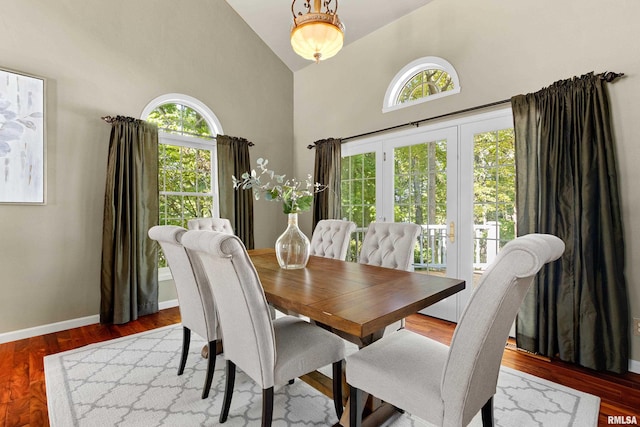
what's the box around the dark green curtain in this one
[512,72,628,373]
[311,138,342,228]
[216,134,255,249]
[100,116,159,324]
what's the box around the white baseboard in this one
[629,358,640,374]
[0,299,180,344]
[0,314,100,344]
[158,299,179,310]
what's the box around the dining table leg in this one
[338,393,398,427]
[201,342,223,359]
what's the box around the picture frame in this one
[0,67,46,204]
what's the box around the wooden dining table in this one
[248,248,466,426]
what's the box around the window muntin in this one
[397,69,455,104]
[340,151,377,261]
[158,137,214,228]
[341,152,377,228]
[472,128,516,272]
[142,94,222,272]
[383,56,460,113]
[147,103,212,139]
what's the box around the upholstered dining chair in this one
[359,221,422,271]
[148,225,219,399]
[181,230,346,427]
[309,219,357,260]
[187,217,234,234]
[346,233,565,427]
[359,221,422,333]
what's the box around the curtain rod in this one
[101,115,145,124]
[341,99,511,143]
[306,98,511,148]
[101,117,255,146]
[310,71,625,147]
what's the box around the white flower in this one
[233,158,326,214]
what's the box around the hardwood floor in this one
[0,308,182,427]
[1,307,638,426]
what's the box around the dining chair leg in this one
[178,327,191,375]
[262,387,274,427]
[201,340,217,399]
[349,385,363,427]
[481,396,494,427]
[219,360,236,423]
[332,361,344,419]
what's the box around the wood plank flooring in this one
[0,307,638,426]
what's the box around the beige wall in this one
[2,0,638,367]
[293,0,640,364]
[0,0,292,333]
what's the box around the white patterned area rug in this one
[44,324,599,426]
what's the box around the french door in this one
[341,109,515,322]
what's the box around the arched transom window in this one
[383,56,461,113]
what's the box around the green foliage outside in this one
[341,128,516,265]
[147,103,216,267]
[473,129,516,245]
[398,69,454,104]
[158,144,213,227]
[147,103,211,138]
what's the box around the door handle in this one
[449,221,455,243]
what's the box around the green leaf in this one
[296,195,313,212]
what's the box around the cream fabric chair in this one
[346,234,565,427]
[148,225,219,399]
[188,216,281,322]
[309,219,356,260]
[359,222,422,333]
[187,217,234,234]
[188,216,280,320]
[181,230,346,426]
[359,222,422,271]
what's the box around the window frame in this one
[383,56,461,113]
[141,94,223,281]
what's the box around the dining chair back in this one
[358,221,422,333]
[309,219,356,260]
[346,233,565,427]
[187,217,234,234]
[359,222,422,271]
[181,230,346,426]
[147,225,219,399]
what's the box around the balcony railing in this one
[347,221,503,272]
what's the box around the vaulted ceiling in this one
[225,0,433,72]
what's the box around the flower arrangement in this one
[232,158,326,214]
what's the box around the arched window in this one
[142,94,223,272]
[383,56,460,113]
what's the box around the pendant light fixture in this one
[290,0,345,63]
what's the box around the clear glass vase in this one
[275,213,310,269]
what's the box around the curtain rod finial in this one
[602,71,624,82]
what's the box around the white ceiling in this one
[225,0,433,72]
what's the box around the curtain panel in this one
[216,134,255,249]
[100,116,159,324]
[512,72,629,373]
[312,138,342,228]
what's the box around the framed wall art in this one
[0,67,46,204]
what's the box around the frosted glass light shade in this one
[291,21,344,62]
